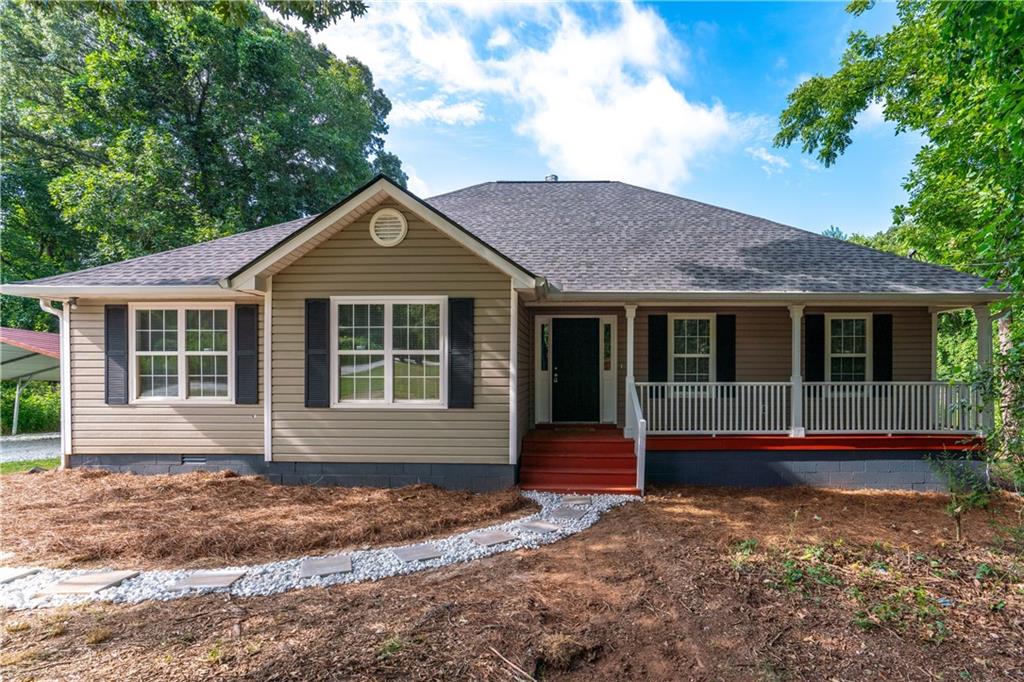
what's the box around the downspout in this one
[39,299,71,469]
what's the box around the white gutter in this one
[38,299,71,470]
[531,290,1009,306]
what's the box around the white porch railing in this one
[627,379,647,493]
[634,380,981,436]
[636,382,791,435]
[803,382,982,434]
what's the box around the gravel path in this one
[0,433,60,463]
[0,491,639,611]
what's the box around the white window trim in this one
[329,295,448,409]
[824,312,873,382]
[128,302,235,404]
[668,313,716,382]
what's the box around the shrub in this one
[0,381,61,435]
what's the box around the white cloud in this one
[800,158,824,172]
[745,146,789,175]
[487,26,512,49]
[859,99,886,128]
[391,97,485,126]
[282,2,748,188]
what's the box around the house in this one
[2,176,1006,493]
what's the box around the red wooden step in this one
[524,484,642,495]
[519,467,636,488]
[520,452,635,470]
[521,439,634,455]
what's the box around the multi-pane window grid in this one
[135,308,230,400]
[336,302,442,403]
[830,318,867,381]
[337,304,386,401]
[136,310,178,398]
[672,318,711,382]
[392,303,441,401]
[186,310,229,397]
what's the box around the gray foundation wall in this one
[647,451,982,492]
[68,455,516,492]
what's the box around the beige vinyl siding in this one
[517,297,532,444]
[636,306,932,382]
[271,202,512,463]
[69,300,264,455]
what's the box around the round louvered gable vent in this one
[369,208,408,247]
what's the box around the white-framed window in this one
[669,314,715,382]
[129,303,234,402]
[330,296,447,408]
[826,313,872,382]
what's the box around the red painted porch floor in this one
[519,428,982,494]
[519,425,640,495]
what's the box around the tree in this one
[775,1,1023,310]
[774,0,1023,480]
[1,0,403,329]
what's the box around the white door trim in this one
[534,314,616,424]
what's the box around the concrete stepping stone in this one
[0,567,40,584]
[561,495,592,507]
[39,570,139,595]
[169,571,246,591]
[470,530,517,547]
[299,554,352,578]
[550,506,588,521]
[517,520,561,534]
[393,544,442,562]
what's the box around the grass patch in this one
[0,457,59,475]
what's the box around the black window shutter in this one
[448,298,474,408]
[104,304,129,405]
[235,304,259,404]
[805,314,825,382]
[873,313,893,381]
[647,314,668,381]
[304,299,330,408]
[715,314,736,382]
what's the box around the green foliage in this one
[1,0,403,328]
[775,0,1023,324]
[929,454,992,542]
[0,381,61,435]
[0,457,60,475]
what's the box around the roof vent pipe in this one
[544,174,558,182]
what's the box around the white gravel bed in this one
[0,434,61,463]
[0,491,639,611]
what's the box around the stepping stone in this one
[517,520,561,534]
[39,570,139,595]
[561,495,592,507]
[392,544,442,562]
[550,506,588,521]
[299,554,352,578]
[168,571,246,591]
[470,530,517,547]
[0,567,40,584]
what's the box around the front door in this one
[552,317,600,422]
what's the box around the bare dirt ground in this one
[2,486,1022,680]
[0,470,535,569]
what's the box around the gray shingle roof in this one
[13,180,995,295]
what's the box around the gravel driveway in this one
[0,433,60,462]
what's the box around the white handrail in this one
[635,382,791,435]
[628,379,647,494]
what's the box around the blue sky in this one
[294,1,921,236]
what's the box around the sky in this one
[287,1,922,236]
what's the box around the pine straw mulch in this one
[0,469,536,570]
[2,486,1022,681]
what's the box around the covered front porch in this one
[520,300,995,493]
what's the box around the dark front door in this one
[552,317,600,422]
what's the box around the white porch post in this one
[624,304,637,437]
[788,304,805,437]
[974,304,994,432]
[12,377,24,436]
[263,277,273,462]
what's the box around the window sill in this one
[129,398,235,405]
[329,402,448,410]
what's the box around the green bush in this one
[0,381,60,435]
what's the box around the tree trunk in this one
[998,313,1017,455]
